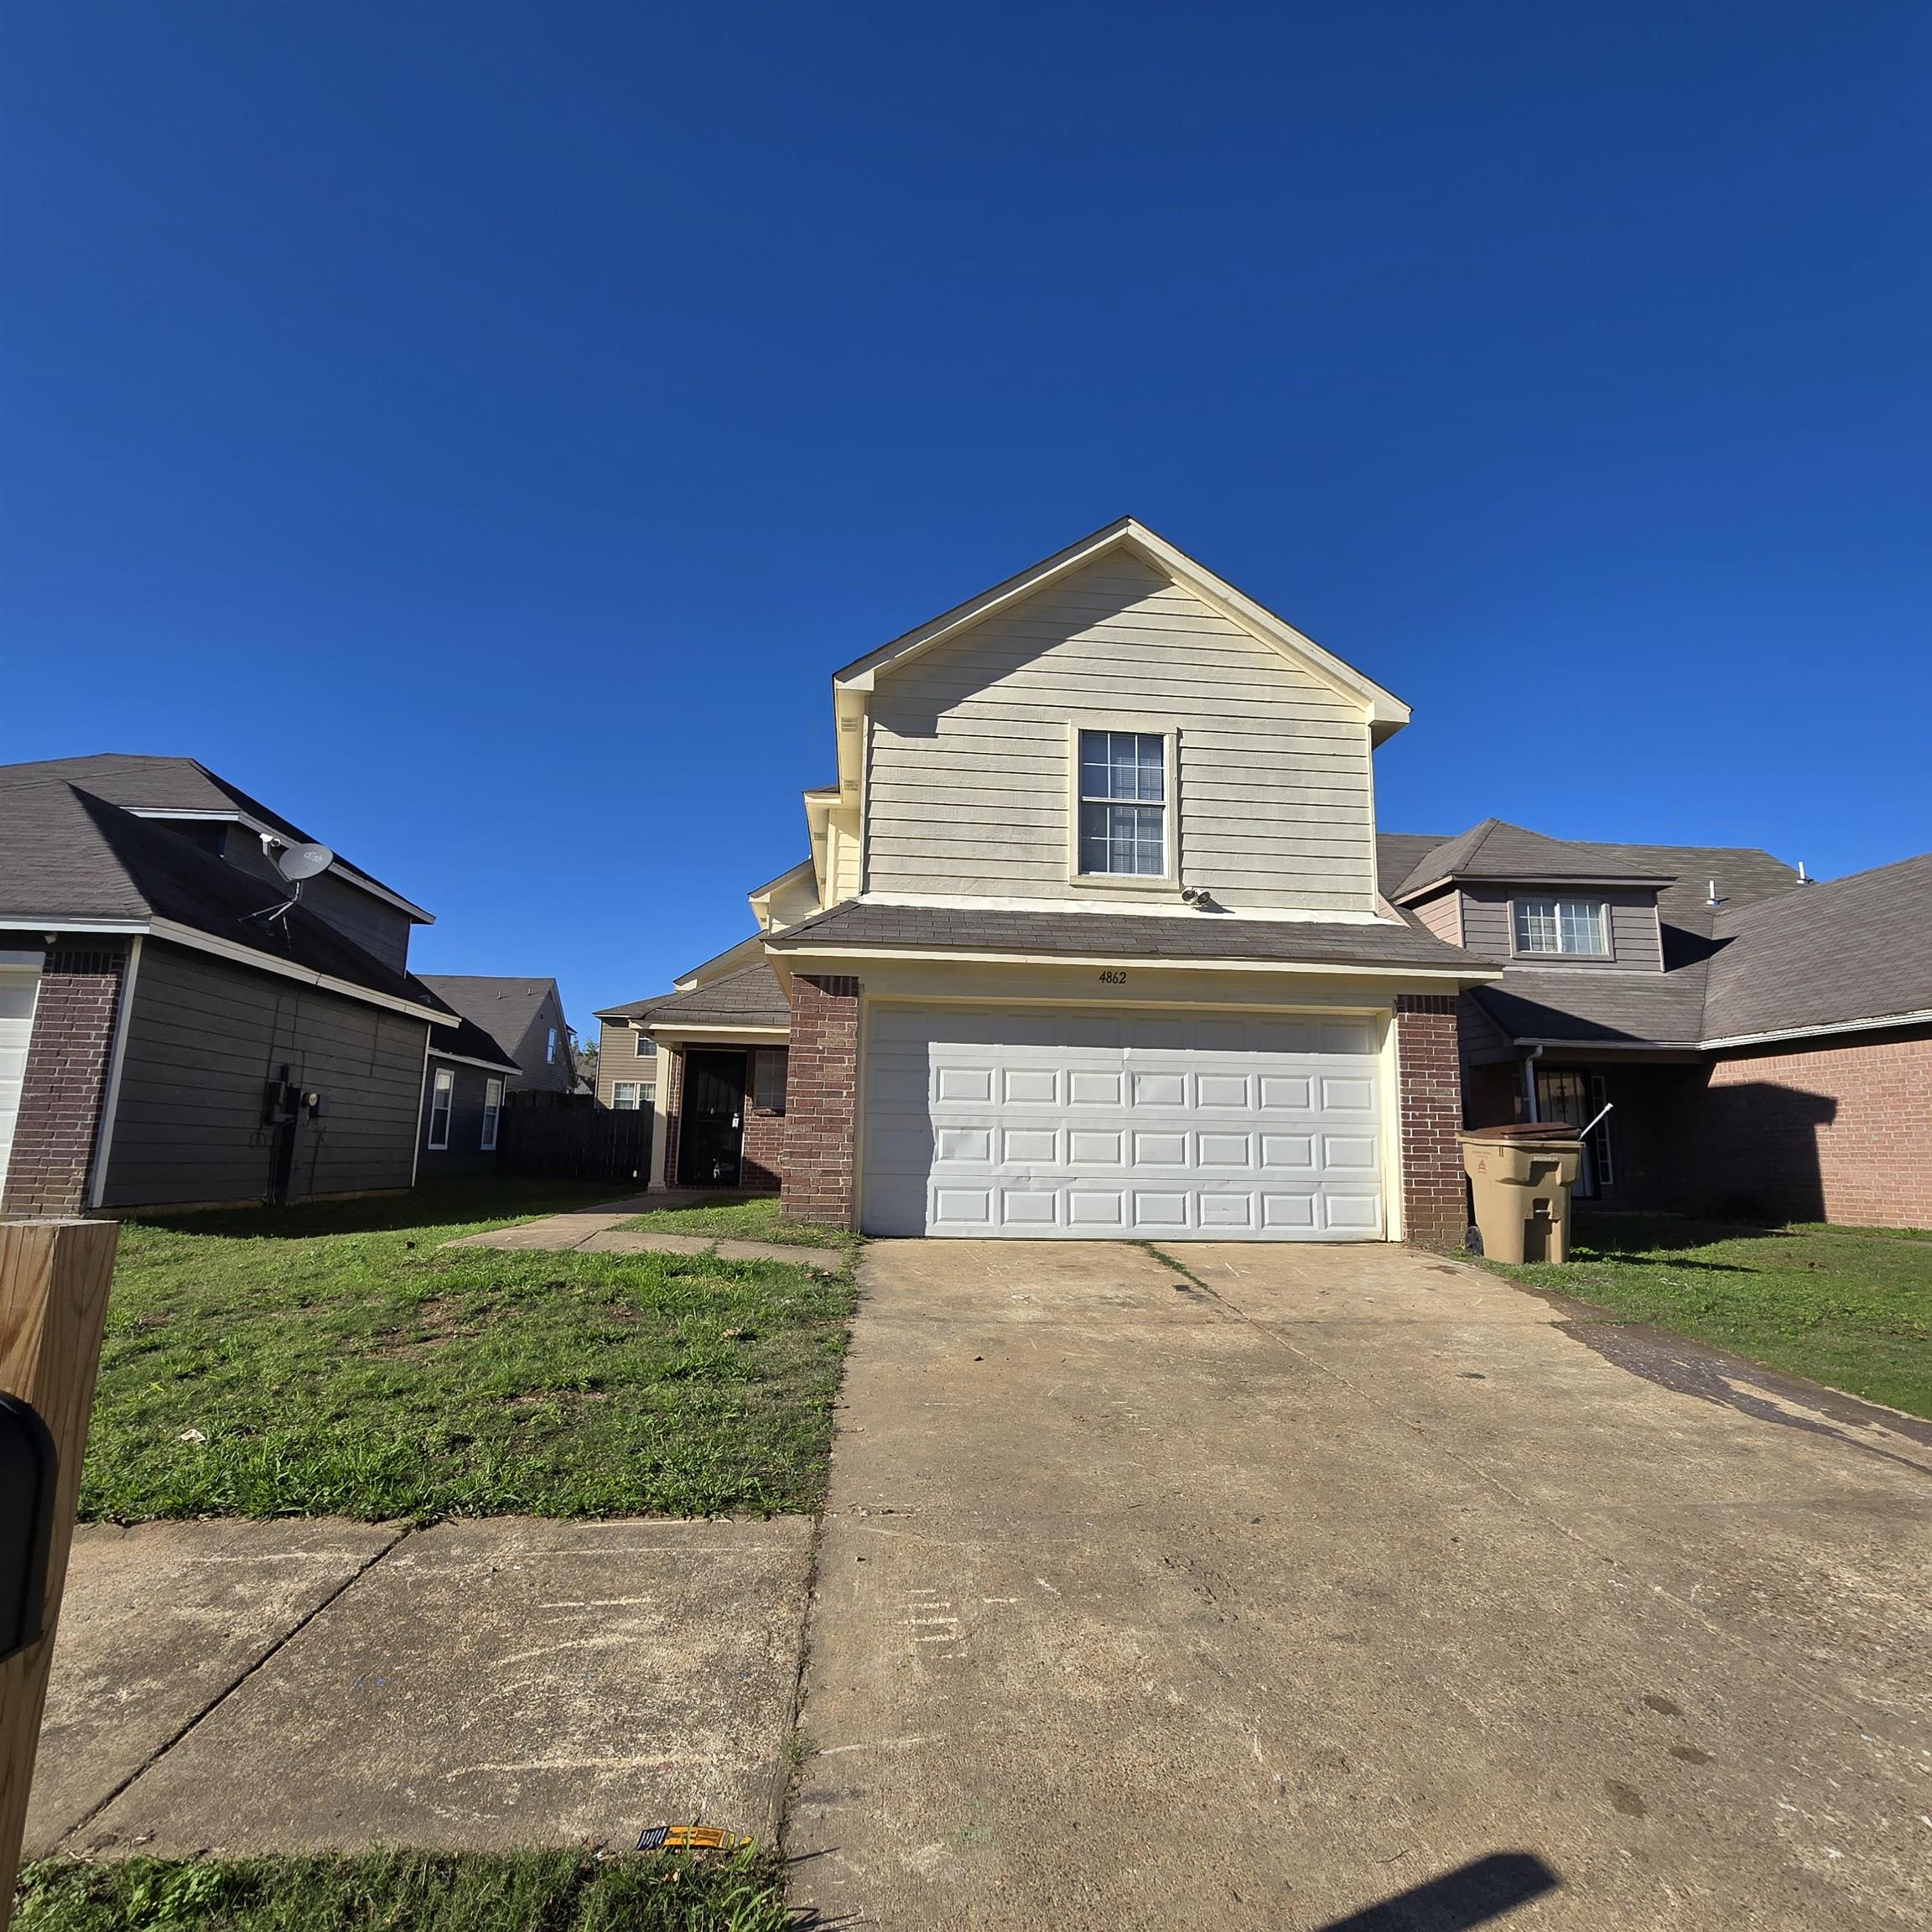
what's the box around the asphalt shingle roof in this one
[765,900,1477,970]
[419,976,564,1062]
[1701,854,1932,1041]
[1390,820,1675,900]
[0,754,426,916]
[601,962,793,1029]
[0,779,452,1015]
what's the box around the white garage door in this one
[863,1005,1386,1239]
[0,966,41,1200]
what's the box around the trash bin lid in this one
[1460,1123,1583,1142]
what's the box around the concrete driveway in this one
[790,1240,1932,1931]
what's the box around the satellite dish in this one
[273,841,334,883]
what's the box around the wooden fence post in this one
[0,1220,117,1922]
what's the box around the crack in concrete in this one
[53,1524,412,1852]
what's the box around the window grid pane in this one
[1078,731,1166,875]
[1514,901,1559,953]
[1559,901,1607,953]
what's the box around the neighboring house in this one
[418,976,577,1092]
[613,519,1493,1243]
[1383,823,1932,1229]
[418,1015,521,1177]
[0,754,474,1215]
[595,960,792,1188]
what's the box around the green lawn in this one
[621,1192,860,1253]
[85,1178,854,1521]
[1480,1214,1932,1420]
[13,1848,789,1932]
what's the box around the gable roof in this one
[418,976,564,1061]
[0,755,431,922]
[1391,820,1675,901]
[432,1014,522,1073]
[0,779,455,1023]
[832,517,1412,742]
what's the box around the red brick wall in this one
[1689,1031,1932,1229]
[2,943,128,1219]
[780,975,860,1228]
[1395,994,1467,1251]
[740,1047,787,1193]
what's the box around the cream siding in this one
[597,1017,659,1108]
[1457,886,1665,970]
[863,554,1377,914]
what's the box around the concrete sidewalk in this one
[29,1515,812,1860]
[443,1198,842,1270]
[790,1239,1932,1931]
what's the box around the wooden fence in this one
[497,1093,651,1187]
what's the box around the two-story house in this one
[1384,821,1932,1228]
[0,754,512,1213]
[626,520,1494,1243]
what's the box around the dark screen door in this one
[678,1051,747,1187]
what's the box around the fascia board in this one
[145,917,459,1024]
[766,941,1496,985]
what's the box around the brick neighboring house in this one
[1384,823,1931,1230]
[0,754,482,1215]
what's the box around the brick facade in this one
[1,943,129,1220]
[780,974,860,1228]
[1686,1030,1932,1229]
[740,1048,787,1193]
[1394,994,1467,1251]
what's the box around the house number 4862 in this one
[1098,970,1128,984]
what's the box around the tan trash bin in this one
[1460,1124,1585,1264]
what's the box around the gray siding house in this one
[418,976,577,1093]
[0,755,483,1215]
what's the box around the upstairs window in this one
[428,1067,454,1150]
[1078,730,1166,877]
[480,1078,503,1151]
[634,1029,657,1060]
[1514,898,1610,957]
[546,1026,558,1064]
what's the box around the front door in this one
[678,1050,747,1187]
[1536,1067,1613,1197]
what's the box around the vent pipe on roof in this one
[1705,879,1721,908]
[1797,860,1810,884]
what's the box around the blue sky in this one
[3,3,1926,1035]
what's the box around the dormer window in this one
[1076,730,1168,878]
[1514,897,1610,957]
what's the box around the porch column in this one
[1395,993,1466,1252]
[781,974,860,1228]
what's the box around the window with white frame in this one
[428,1067,454,1149]
[546,1026,558,1064]
[612,1081,645,1110]
[1514,897,1610,957]
[634,1028,657,1060]
[480,1078,503,1150]
[1077,730,1167,877]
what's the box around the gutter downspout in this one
[1521,1044,1544,1123]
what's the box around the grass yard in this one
[13,1848,790,1932]
[621,1192,860,1252]
[85,1178,854,1522]
[1482,1213,1932,1420]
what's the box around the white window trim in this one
[546,1026,558,1065]
[480,1077,503,1150]
[634,1026,657,1060]
[1065,719,1178,891]
[428,1067,454,1150]
[612,1081,642,1110]
[1512,896,1613,959]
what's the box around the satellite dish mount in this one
[252,835,335,928]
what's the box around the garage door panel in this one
[865,1005,1385,1241]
